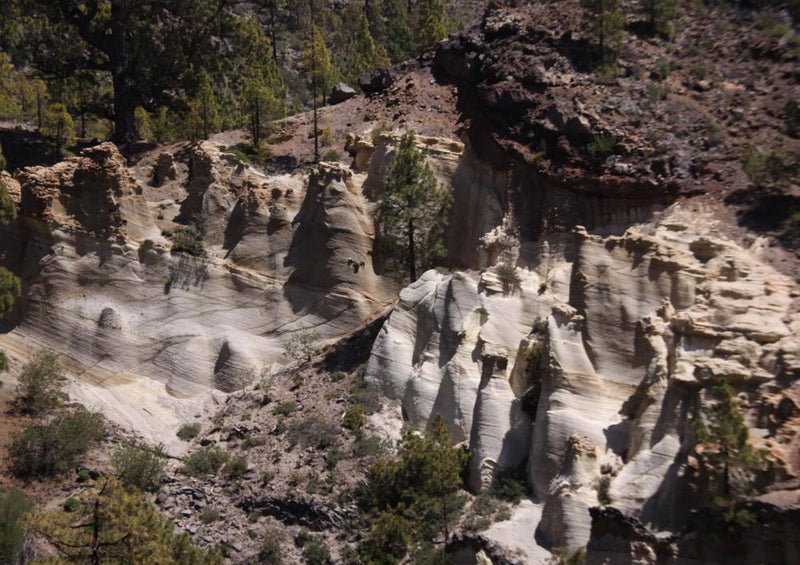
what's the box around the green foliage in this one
[0,487,33,565]
[343,404,366,432]
[743,146,796,185]
[112,441,167,493]
[694,381,767,504]
[303,535,332,565]
[350,372,383,415]
[282,330,321,363]
[0,176,13,226]
[340,9,390,84]
[379,131,453,281]
[547,548,586,565]
[181,446,230,478]
[588,133,617,157]
[63,497,81,512]
[25,477,223,564]
[14,349,63,415]
[187,69,221,141]
[43,102,74,156]
[495,262,522,296]
[260,526,285,563]
[417,0,448,49]
[490,468,528,503]
[581,0,626,57]
[322,149,341,162]
[641,0,679,34]
[9,409,105,478]
[177,422,202,441]
[200,506,221,524]
[0,266,21,316]
[288,416,338,450]
[170,224,205,256]
[0,351,8,372]
[273,400,298,416]
[360,414,468,563]
[380,0,416,62]
[225,454,248,480]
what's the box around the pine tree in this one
[341,10,390,83]
[0,267,20,317]
[0,51,20,119]
[188,69,221,141]
[694,382,767,509]
[43,102,74,158]
[379,131,452,281]
[25,477,223,564]
[304,24,332,163]
[642,0,678,34]
[416,0,448,50]
[382,0,416,63]
[581,0,626,57]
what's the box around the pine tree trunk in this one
[110,2,139,145]
[408,218,416,281]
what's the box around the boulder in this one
[358,68,397,94]
[329,82,357,104]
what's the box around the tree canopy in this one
[379,131,452,281]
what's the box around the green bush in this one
[350,373,382,415]
[181,446,230,477]
[491,468,528,504]
[282,330,321,364]
[260,526,285,563]
[343,404,366,431]
[587,133,617,157]
[63,497,81,512]
[360,415,468,562]
[495,262,521,296]
[785,99,800,138]
[14,349,64,415]
[225,454,248,480]
[200,506,221,524]
[272,400,297,416]
[0,487,33,564]
[0,351,8,373]
[9,410,105,478]
[288,416,338,450]
[0,182,16,226]
[112,441,167,493]
[170,224,204,256]
[177,422,201,441]
[322,149,341,162]
[303,535,332,565]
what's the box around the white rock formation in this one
[366,198,800,560]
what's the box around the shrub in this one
[260,526,285,563]
[9,410,105,478]
[495,262,521,295]
[320,127,334,147]
[0,487,33,564]
[200,506,221,524]
[587,133,617,157]
[282,330,321,364]
[273,400,298,416]
[63,498,81,512]
[170,224,204,256]
[288,416,338,450]
[491,468,528,503]
[0,182,16,226]
[322,149,341,162]
[548,548,586,565]
[331,371,347,382]
[303,535,332,565]
[14,349,63,415]
[260,471,275,485]
[360,415,468,561]
[350,373,382,415]
[112,441,167,493]
[343,404,366,431]
[177,422,201,441]
[181,447,230,477]
[225,455,248,480]
[0,351,8,373]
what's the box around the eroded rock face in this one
[1,142,395,444]
[366,203,800,558]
